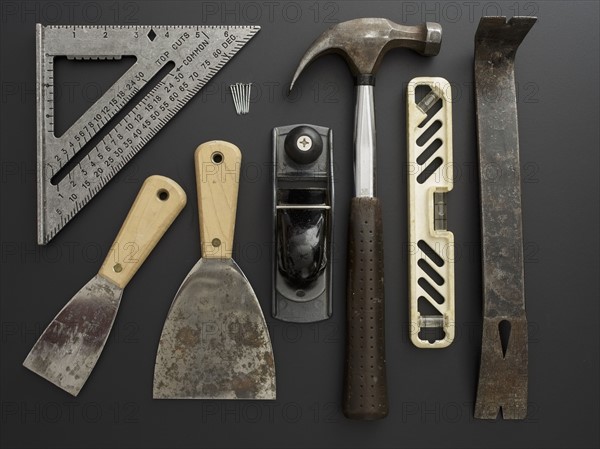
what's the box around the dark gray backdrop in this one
[1,1,598,448]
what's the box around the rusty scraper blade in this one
[24,176,187,395]
[473,16,536,420]
[153,141,276,400]
[23,275,122,396]
[153,259,276,399]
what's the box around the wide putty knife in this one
[24,176,187,396]
[153,141,276,400]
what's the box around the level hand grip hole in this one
[416,138,443,166]
[418,277,445,305]
[417,258,444,285]
[417,157,443,184]
[416,120,442,147]
[417,240,445,267]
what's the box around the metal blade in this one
[153,259,276,400]
[23,275,122,396]
[473,16,535,420]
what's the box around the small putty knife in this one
[24,176,187,396]
[153,141,276,400]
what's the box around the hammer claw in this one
[290,18,442,89]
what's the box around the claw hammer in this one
[290,18,442,420]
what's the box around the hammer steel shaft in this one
[290,18,442,420]
[355,85,376,196]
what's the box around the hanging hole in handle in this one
[418,327,446,344]
[157,189,170,201]
[212,238,221,248]
[211,152,224,164]
[113,263,123,273]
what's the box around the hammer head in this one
[290,18,442,89]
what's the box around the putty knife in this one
[24,176,187,396]
[153,141,276,400]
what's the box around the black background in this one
[1,1,599,448]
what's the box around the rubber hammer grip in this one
[343,197,388,420]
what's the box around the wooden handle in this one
[195,141,241,259]
[98,175,187,288]
[343,197,388,420]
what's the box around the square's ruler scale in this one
[37,24,260,244]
